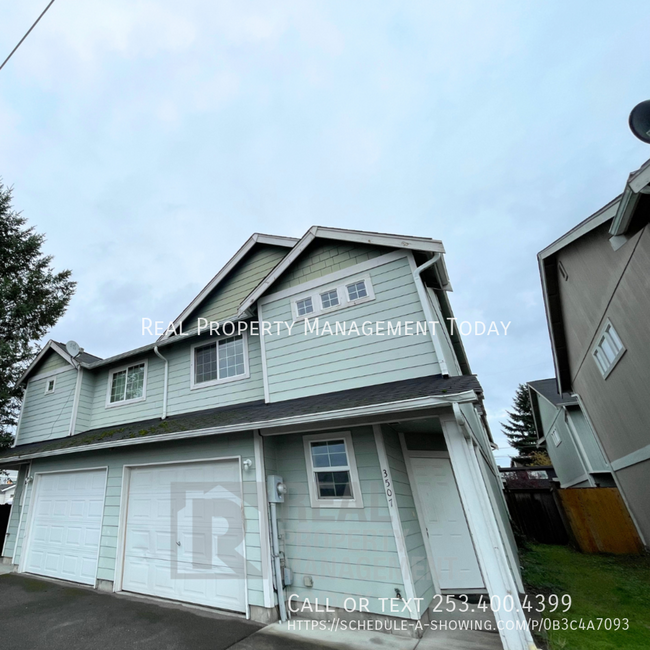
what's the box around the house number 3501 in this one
[383,468,393,506]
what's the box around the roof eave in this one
[158,233,297,342]
[237,226,447,317]
[0,389,479,465]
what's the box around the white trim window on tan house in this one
[0,227,536,650]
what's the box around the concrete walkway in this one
[230,613,504,650]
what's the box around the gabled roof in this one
[528,378,577,408]
[537,158,650,393]
[158,233,297,341]
[527,378,578,442]
[17,340,103,386]
[237,226,446,317]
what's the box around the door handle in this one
[176,541,181,546]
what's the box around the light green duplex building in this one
[0,227,535,649]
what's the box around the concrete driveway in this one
[0,573,325,650]
[0,572,504,650]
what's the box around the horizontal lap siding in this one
[17,434,264,608]
[264,256,439,402]
[269,426,406,616]
[185,245,289,325]
[382,426,434,607]
[18,369,77,445]
[166,332,265,415]
[75,371,96,433]
[86,355,164,430]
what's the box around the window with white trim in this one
[295,297,314,317]
[303,432,364,508]
[320,289,339,309]
[346,280,368,301]
[593,321,625,378]
[44,378,56,394]
[550,428,561,447]
[108,362,146,405]
[291,276,374,321]
[192,334,248,387]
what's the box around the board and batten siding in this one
[266,426,408,616]
[262,255,440,402]
[380,425,434,608]
[12,433,266,608]
[16,369,78,445]
[184,244,289,326]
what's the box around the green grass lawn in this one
[521,544,650,650]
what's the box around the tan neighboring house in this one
[538,158,650,547]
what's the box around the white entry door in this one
[121,460,246,613]
[411,456,484,590]
[23,469,106,585]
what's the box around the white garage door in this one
[23,469,106,585]
[121,460,246,613]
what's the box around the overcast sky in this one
[2,1,649,463]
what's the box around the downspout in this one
[413,254,449,376]
[69,357,83,436]
[153,346,169,420]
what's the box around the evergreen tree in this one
[0,182,76,448]
[502,384,538,465]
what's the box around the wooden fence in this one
[504,488,569,545]
[557,487,644,554]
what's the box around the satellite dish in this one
[629,100,650,143]
[65,340,81,358]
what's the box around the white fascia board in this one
[237,226,446,317]
[312,226,445,254]
[0,390,479,464]
[538,197,621,260]
[236,229,318,317]
[17,340,75,386]
[628,158,650,193]
[158,233,296,342]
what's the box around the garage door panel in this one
[23,469,107,586]
[122,460,246,612]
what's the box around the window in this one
[593,320,625,378]
[346,280,368,301]
[290,276,374,321]
[550,428,561,447]
[107,362,146,406]
[44,378,56,394]
[191,334,248,388]
[296,297,314,317]
[320,289,339,310]
[303,432,363,508]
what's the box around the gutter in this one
[412,254,449,376]
[153,346,169,420]
[0,390,479,465]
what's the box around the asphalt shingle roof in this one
[0,374,481,463]
[528,378,577,407]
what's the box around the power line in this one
[0,0,57,73]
